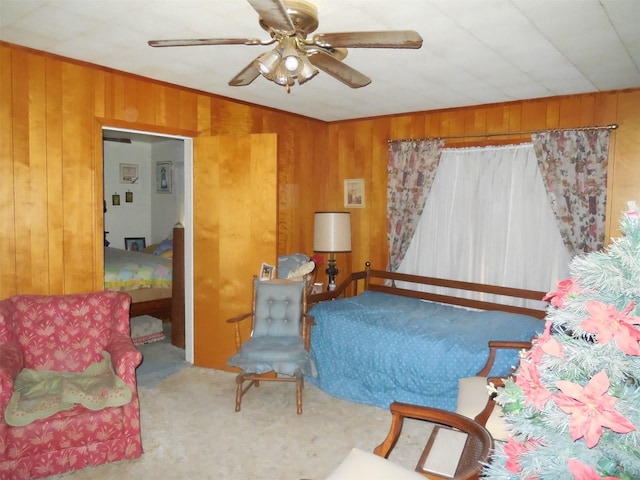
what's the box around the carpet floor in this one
[55,366,433,479]
[135,331,189,389]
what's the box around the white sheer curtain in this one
[397,143,571,305]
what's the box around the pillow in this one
[153,238,173,256]
[286,260,315,280]
[277,253,310,279]
[142,243,158,254]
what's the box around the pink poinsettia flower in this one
[554,370,636,448]
[544,279,581,308]
[581,301,640,356]
[504,437,538,474]
[515,359,552,410]
[529,321,564,360]
[567,458,618,479]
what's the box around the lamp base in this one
[325,257,338,291]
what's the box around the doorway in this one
[102,127,194,364]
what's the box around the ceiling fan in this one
[148,0,423,92]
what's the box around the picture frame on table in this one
[125,237,146,252]
[156,161,172,193]
[260,263,275,281]
[344,178,365,208]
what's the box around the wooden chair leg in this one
[296,373,303,415]
[235,375,243,412]
[236,373,305,414]
[235,375,262,412]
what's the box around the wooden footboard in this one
[170,225,185,348]
[308,262,548,319]
[129,297,172,320]
[128,224,185,348]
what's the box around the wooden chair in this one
[374,403,493,480]
[227,277,316,414]
[456,340,532,442]
[326,341,532,479]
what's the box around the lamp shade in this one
[313,212,352,252]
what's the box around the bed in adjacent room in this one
[104,225,185,348]
[306,264,547,411]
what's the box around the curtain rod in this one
[387,123,618,143]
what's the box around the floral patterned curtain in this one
[531,129,610,256]
[387,139,444,271]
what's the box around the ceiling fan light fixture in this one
[274,64,295,86]
[283,55,300,72]
[256,49,282,75]
[280,37,303,74]
[297,55,318,84]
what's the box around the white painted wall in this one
[151,140,185,240]
[104,138,184,249]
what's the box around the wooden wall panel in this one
[13,51,49,293]
[45,57,65,293]
[0,45,16,297]
[608,90,640,238]
[61,62,98,292]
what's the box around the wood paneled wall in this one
[2,39,639,321]
[0,41,325,300]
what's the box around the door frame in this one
[100,125,195,363]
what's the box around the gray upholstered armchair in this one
[227,278,316,414]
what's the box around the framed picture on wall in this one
[344,178,365,208]
[119,163,138,184]
[156,161,173,193]
[125,237,146,252]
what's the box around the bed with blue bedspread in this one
[306,267,546,411]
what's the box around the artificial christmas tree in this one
[483,202,640,480]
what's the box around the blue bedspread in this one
[307,291,543,411]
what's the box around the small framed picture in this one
[124,237,146,252]
[156,161,173,193]
[344,178,365,208]
[260,263,275,281]
[119,163,138,184]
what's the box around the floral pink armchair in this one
[0,291,143,479]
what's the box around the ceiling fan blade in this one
[313,31,423,49]
[247,0,295,32]
[228,60,262,87]
[149,38,268,47]
[308,51,371,88]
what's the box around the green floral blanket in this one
[5,351,132,427]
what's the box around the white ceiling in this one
[2,0,639,122]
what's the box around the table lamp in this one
[313,212,352,291]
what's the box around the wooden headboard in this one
[307,262,548,319]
